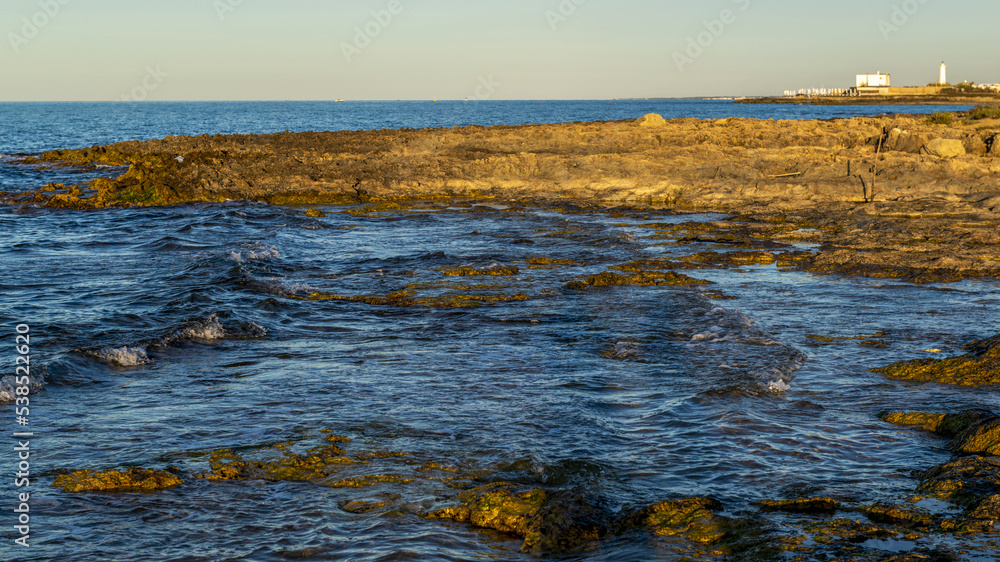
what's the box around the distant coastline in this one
[737,94,1000,106]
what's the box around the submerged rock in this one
[917,456,1000,509]
[879,410,995,437]
[859,503,936,529]
[758,497,840,514]
[53,468,183,493]
[873,335,1000,386]
[619,497,730,544]
[565,270,711,290]
[950,417,1000,457]
[426,483,611,555]
[437,265,520,277]
[428,487,740,555]
[677,251,778,267]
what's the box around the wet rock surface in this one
[874,334,1000,386]
[52,468,184,493]
[6,114,1000,213]
[6,115,1000,288]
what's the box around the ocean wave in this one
[0,367,46,402]
[82,314,267,368]
[242,271,314,297]
[689,297,806,394]
[607,341,641,360]
[228,242,281,263]
[90,346,152,367]
[166,314,268,343]
[171,314,227,342]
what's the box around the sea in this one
[1,100,997,561]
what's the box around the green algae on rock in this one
[859,503,937,530]
[524,256,586,268]
[677,251,779,267]
[426,483,615,556]
[565,270,712,290]
[52,468,183,493]
[917,456,1000,510]
[872,334,1000,386]
[758,497,841,514]
[427,486,744,556]
[293,290,529,308]
[437,265,520,277]
[950,417,1000,457]
[425,482,551,539]
[200,433,374,482]
[619,497,730,544]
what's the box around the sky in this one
[0,0,997,102]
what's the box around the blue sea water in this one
[0,100,997,561]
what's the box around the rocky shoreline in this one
[6,112,1000,211]
[5,112,1000,285]
[14,113,1000,558]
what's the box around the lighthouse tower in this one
[939,62,947,86]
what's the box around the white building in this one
[857,73,891,88]
[939,62,947,85]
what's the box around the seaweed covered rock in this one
[758,497,840,514]
[677,251,778,267]
[879,409,996,438]
[426,483,548,537]
[618,497,730,545]
[565,270,711,290]
[872,335,1000,386]
[437,265,520,277]
[859,503,937,530]
[521,489,612,555]
[428,487,738,554]
[426,483,611,555]
[917,456,1000,508]
[201,435,370,482]
[950,417,1000,457]
[53,468,183,493]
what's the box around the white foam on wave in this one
[0,370,45,403]
[169,314,267,341]
[244,271,314,297]
[173,314,227,341]
[765,379,792,393]
[238,321,268,338]
[228,243,281,263]
[691,296,807,394]
[609,341,641,359]
[92,346,151,367]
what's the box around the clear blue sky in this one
[1,0,996,101]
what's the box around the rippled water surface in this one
[1,101,997,561]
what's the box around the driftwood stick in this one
[871,134,884,203]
